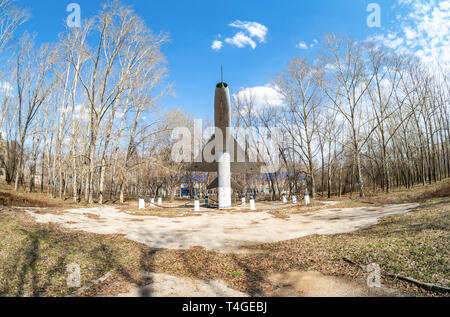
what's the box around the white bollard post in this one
[292,195,297,204]
[242,197,246,205]
[249,196,256,210]
[194,198,200,212]
[157,196,162,206]
[150,198,155,207]
[304,194,310,205]
[282,194,287,203]
[139,197,145,209]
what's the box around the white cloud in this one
[225,32,257,49]
[403,26,418,39]
[296,39,319,49]
[212,20,268,50]
[297,41,308,49]
[324,62,338,72]
[73,104,89,121]
[211,40,223,51]
[369,0,450,67]
[440,1,450,10]
[229,20,268,43]
[378,35,405,49]
[115,109,125,120]
[233,85,284,110]
[0,81,13,95]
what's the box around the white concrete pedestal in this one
[218,152,232,209]
[292,195,297,204]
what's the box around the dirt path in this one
[25,203,419,252]
[113,270,403,297]
[266,271,404,297]
[116,272,248,297]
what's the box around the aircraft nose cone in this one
[216,82,228,88]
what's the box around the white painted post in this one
[150,198,155,207]
[292,195,297,204]
[139,197,145,209]
[194,198,200,212]
[249,196,256,210]
[242,197,246,205]
[304,193,310,205]
[282,194,287,203]
[157,196,162,206]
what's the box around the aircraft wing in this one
[188,133,263,174]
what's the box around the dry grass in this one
[0,181,190,211]
[0,190,55,208]
[0,183,97,210]
[344,196,449,287]
[368,180,450,204]
[0,207,134,296]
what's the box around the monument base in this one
[218,187,232,209]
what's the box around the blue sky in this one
[13,0,449,121]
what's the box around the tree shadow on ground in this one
[0,208,157,297]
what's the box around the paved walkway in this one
[26,203,418,252]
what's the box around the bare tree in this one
[320,34,376,198]
[0,0,29,54]
[14,35,56,191]
[67,1,168,203]
[273,58,322,198]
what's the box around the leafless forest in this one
[1,0,449,203]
